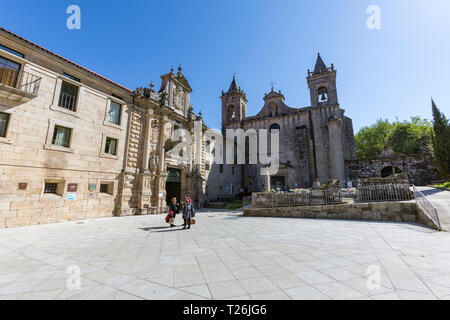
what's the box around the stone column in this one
[153,115,168,212]
[157,116,168,172]
[137,109,154,214]
[327,117,346,187]
[141,111,152,173]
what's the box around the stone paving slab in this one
[1,209,450,300]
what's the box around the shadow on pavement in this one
[139,226,185,233]
[420,188,446,197]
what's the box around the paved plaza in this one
[1,209,450,300]
[418,187,450,232]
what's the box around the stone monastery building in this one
[0,27,355,227]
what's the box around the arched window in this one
[269,123,280,133]
[268,123,280,157]
[318,87,328,102]
[228,105,235,120]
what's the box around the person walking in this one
[168,197,179,228]
[182,195,195,229]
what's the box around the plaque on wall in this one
[67,183,78,192]
[18,183,27,190]
[88,184,97,192]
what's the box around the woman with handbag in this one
[168,197,179,228]
[182,195,195,229]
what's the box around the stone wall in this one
[252,190,342,208]
[0,35,130,227]
[243,201,438,229]
[345,155,440,186]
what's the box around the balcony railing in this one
[58,92,77,111]
[0,63,41,96]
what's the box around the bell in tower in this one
[307,53,337,108]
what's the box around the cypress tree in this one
[431,99,450,179]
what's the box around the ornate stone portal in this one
[117,66,208,215]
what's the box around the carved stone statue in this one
[149,152,158,172]
[173,85,184,110]
[159,91,168,106]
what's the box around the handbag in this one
[165,213,170,223]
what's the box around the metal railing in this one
[412,185,441,230]
[342,191,358,199]
[252,189,342,208]
[0,63,41,95]
[58,91,77,111]
[355,184,413,202]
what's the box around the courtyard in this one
[1,209,450,300]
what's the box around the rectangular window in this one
[111,93,123,100]
[100,184,109,193]
[63,73,80,82]
[0,112,10,138]
[44,183,58,194]
[219,164,223,173]
[108,101,121,125]
[0,56,20,87]
[58,81,78,111]
[0,45,24,58]
[52,125,72,148]
[232,166,235,176]
[105,137,118,155]
[100,182,113,195]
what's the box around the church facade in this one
[219,54,356,191]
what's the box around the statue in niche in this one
[149,152,158,172]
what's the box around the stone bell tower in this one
[307,53,338,108]
[221,75,247,134]
[307,53,346,187]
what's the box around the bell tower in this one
[307,53,338,108]
[221,75,247,134]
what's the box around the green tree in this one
[355,117,432,159]
[386,117,432,155]
[431,100,450,179]
[355,119,391,159]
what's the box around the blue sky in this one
[1,0,449,132]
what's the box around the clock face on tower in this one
[173,85,185,111]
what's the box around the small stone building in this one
[218,54,356,191]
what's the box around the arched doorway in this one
[380,166,402,178]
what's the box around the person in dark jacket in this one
[182,195,195,229]
[169,197,179,228]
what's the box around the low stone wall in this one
[252,190,342,208]
[243,201,438,228]
[345,155,440,186]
